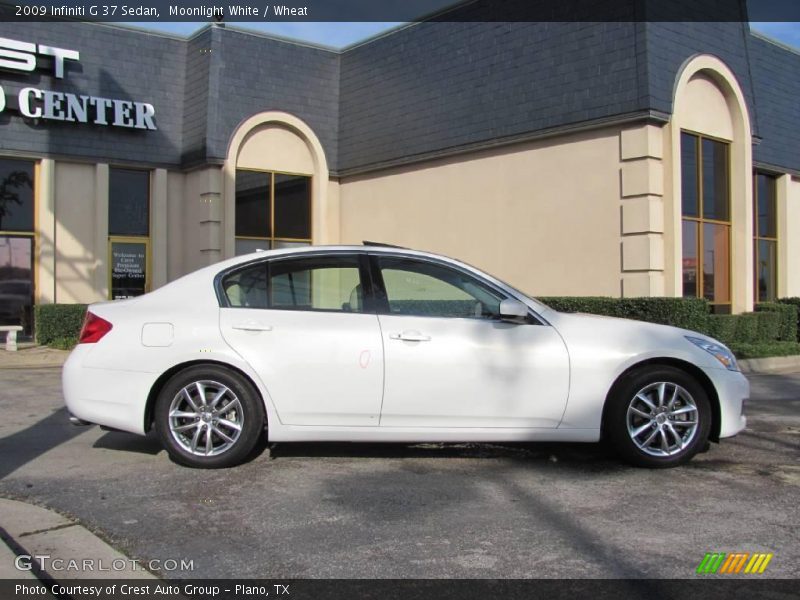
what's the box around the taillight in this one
[78,312,113,344]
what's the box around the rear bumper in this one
[62,345,156,435]
[702,366,749,439]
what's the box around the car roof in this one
[215,244,455,271]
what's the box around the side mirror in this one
[499,299,529,323]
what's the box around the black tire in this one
[605,366,711,468]
[154,365,265,468]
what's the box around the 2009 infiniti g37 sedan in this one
[63,244,748,469]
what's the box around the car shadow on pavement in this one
[269,440,624,470]
[0,407,89,480]
[92,430,163,455]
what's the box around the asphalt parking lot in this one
[0,367,798,579]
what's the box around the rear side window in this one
[269,256,364,313]
[222,264,268,308]
[221,256,365,313]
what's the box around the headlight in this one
[686,336,739,371]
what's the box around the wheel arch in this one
[144,360,267,433]
[601,357,721,443]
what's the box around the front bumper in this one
[702,366,749,438]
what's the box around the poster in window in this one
[111,241,147,300]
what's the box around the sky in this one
[122,21,800,51]
[751,22,800,48]
[124,22,404,48]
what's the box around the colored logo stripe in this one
[744,553,773,574]
[697,553,726,574]
[697,552,773,574]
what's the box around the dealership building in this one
[1,13,799,333]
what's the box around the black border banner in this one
[2,579,799,600]
[1,0,800,23]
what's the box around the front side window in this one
[754,172,778,302]
[680,132,731,314]
[235,170,311,255]
[109,168,150,300]
[0,158,35,333]
[377,257,504,319]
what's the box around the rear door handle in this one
[389,331,431,342]
[232,322,273,332]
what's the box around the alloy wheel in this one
[626,381,699,457]
[168,380,244,457]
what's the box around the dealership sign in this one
[0,36,157,130]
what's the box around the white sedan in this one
[63,244,748,468]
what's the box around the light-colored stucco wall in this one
[166,171,185,282]
[53,162,100,304]
[37,160,186,304]
[237,125,315,174]
[338,128,623,298]
[182,166,223,274]
[26,86,798,310]
[782,175,800,297]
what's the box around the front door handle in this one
[232,322,273,332]
[389,331,431,342]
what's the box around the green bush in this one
[756,302,798,342]
[729,342,800,359]
[34,304,87,347]
[777,298,800,342]
[48,337,78,351]
[538,297,710,331]
[753,311,782,342]
[702,314,737,345]
[695,311,784,346]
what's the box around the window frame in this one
[217,251,376,315]
[234,167,313,253]
[215,250,546,325]
[753,171,778,303]
[0,157,38,335]
[680,130,732,313]
[108,166,151,300]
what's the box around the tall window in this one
[0,158,35,334]
[681,132,731,314]
[235,170,311,255]
[753,172,778,302]
[108,168,150,300]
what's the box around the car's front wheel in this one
[154,365,265,468]
[605,366,711,468]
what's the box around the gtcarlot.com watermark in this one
[15,554,195,573]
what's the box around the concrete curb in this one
[0,498,157,580]
[739,355,800,374]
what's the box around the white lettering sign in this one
[0,36,157,130]
[0,37,79,78]
[13,87,157,130]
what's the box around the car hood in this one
[544,310,728,371]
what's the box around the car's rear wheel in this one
[606,366,711,468]
[155,365,265,468]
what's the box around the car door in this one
[372,254,570,428]
[219,253,384,426]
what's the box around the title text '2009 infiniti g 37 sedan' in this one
[63,244,748,468]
